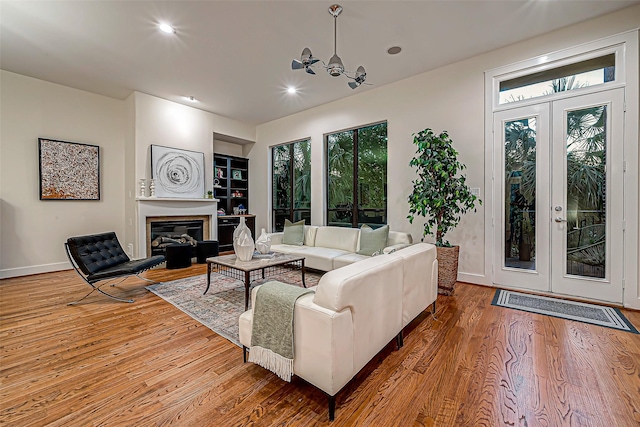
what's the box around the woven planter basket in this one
[436,245,459,296]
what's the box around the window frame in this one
[270,138,311,232]
[490,42,626,112]
[324,121,388,228]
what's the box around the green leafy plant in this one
[408,129,481,247]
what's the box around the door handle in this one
[554,217,567,223]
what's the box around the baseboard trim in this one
[0,262,70,279]
[457,272,490,286]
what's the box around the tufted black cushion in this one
[86,255,166,283]
[67,232,131,275]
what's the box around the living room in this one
[2,2,640,425]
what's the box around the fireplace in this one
[136,198,218,258]
[145,215,211,258]
[148,219,204,256]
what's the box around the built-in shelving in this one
[214,153,249,215]
[214,153,253,252]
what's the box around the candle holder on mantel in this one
[139,179,147,197]
[149,179,156,198]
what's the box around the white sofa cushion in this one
[332,253,370,269]
[387,231,413,246]
[314,226,360,252]
[303,226,319,246]
[298,247,351,272]
[270,243,310,255]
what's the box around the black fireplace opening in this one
[150,220,204,256]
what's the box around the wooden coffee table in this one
[205,253,306,310]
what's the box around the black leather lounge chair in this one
[65,232,165,304]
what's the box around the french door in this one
[493,88,625,303]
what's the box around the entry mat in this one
[492,289,638,334]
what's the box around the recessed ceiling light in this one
[287,87,297,94]
[387,46,402,55]
[159,23,176,34]
[185,96,197,102]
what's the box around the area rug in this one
[492,289,638,333]
[146,270,322,346]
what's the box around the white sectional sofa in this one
[268,225,413,271]
[239,242,438,420]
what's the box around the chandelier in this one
[291,4,368,89]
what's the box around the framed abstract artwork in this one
[38,138,100,200]
[151,145,205,198]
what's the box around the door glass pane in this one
[504,117,537,270]
[565,105,606,278]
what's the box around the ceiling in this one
[1,1,637,125]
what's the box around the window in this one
[272,139,311,231]
[499,53,616,104]
[326,122,387,228]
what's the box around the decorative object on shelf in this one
[232,170,243,180]
[149,178,156,198]
[207,191,214,199]
[238,204,246,214]
[233,207,240,215]
[233,216,254,261]
[232,190,243,198]
[407,128,481,295]
[215,167,224,178]
[291,4,370,90]
[39,138,100,200]
[255,228,272,254]
[217,208,226,216]
[215,153,251,251]
[151,144,205,199]
[139,179,147,197]
[213,178,220,187]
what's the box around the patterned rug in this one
[492,289,638,333]
[146,270,322,346]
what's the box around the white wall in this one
[128,92,255,256]
[0,71,126,278]
[0,79,256,276]
[253,6,640,297]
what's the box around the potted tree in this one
[408,128,481,295]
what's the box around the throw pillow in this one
[282,219,305,245]
[357,224,389,256]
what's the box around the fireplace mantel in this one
[136,198,218,258]
[136,197,219,202]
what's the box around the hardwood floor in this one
[1,266,639,426]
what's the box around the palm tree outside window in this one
[326,122,387,228]
[272,139,311,231]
